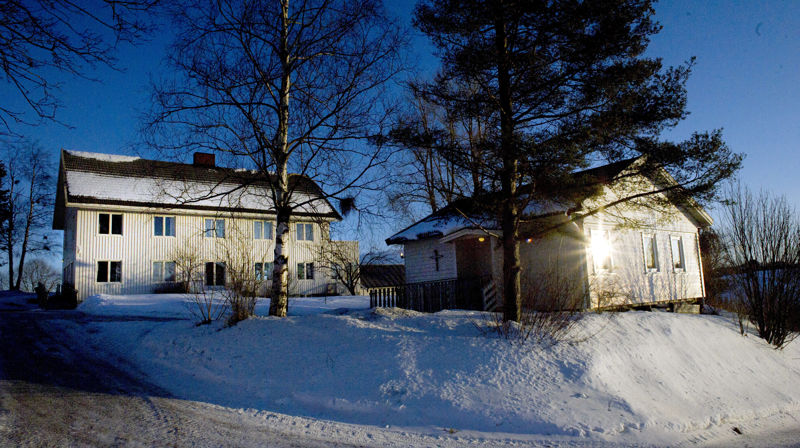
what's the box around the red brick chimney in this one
[193,152,215,167]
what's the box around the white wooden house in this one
[52,150,358,301]
[386,158,711,310]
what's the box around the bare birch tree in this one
[0,141,55,290]
[144,0,405,317]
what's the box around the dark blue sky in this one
[12,0,800,247]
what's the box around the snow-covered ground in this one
[43,293,800,445]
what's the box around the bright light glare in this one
[592,232,611,265]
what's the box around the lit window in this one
[591,229,613,273]
[254,221,273,239]
[99,213,123,235]
[154,216,176,236]
[296,223,314,241]
[204,218,225,238]
[642,234,658,271]
[671,236,685,271]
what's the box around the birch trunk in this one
[268,0,292,317]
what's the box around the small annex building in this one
[386,158,711,311]
[53,150,358,301]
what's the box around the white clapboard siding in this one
[67,207,357,300]
[403,239,457,283]
[583,208,704,308]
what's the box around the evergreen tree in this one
[409,0,742,322]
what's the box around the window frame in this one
[205,261,227,286]
[154,216,176,237]
[204,218,225,238]
[296,262,314,280]
[98,213,123,235]
[97,260,122,283]
[152,260,177,283]
[255,261,274,281]
[254,220,274,240]
[641,233,659,272]
[296,223,314,241]
[670,235,686,272]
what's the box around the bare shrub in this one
[483,267,587,346]
[216,217,266,325]
[20,258,59,292]
[189,285,228,325]
[722,183,800,348]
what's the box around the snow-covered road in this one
[0,307,361,447]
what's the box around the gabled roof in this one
[53,150,341,230]
[386,158,712,245]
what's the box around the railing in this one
[369,276,492,312]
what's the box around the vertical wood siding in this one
[403,239,457,283]
[68,208,357,300]
[583,210,704,308]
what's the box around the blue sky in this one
[8,0,800,249]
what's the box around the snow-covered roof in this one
[386,157,713,245]
[385,198,567,245]
[53,150,340,229]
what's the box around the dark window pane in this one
[110,261,122,282]
[297,263,304,280]
[205,262,214,286]
[99,214,109,234]
[153,261,163,282]
[254,221,263,239]
[204,219,213,237]
[154,217,163,236]
[265,262,273,280]
[306,224,313,241]
[265,222,273,239]
[255,262,263,281]
[215,262,226,286]
[165,217,175,236]
[296,223,304,240]
[111,214,123,235]
[97,261,108,282]
[216,219,225,238]
[307,262,314,280]
[165,262,176,282]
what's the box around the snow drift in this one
[69,294,800,445]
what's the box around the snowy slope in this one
[68,294,800,446]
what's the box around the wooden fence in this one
[369,276,491,312]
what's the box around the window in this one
[153,261,177,282]
[296,223,314,241]
[98,213,123,235]
[97,261,122,282]
[297,262,314,280]
[154,216,176,237]
[254,221,273,240]
[642,234,658,271]
[671,236,685,271]
[204,218,225,238]
[205,262,226,286]
[255,262,274,281]
[591,229,613,273]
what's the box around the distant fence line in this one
[369,276,493,312]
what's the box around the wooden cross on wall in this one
[431,249,444,271]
